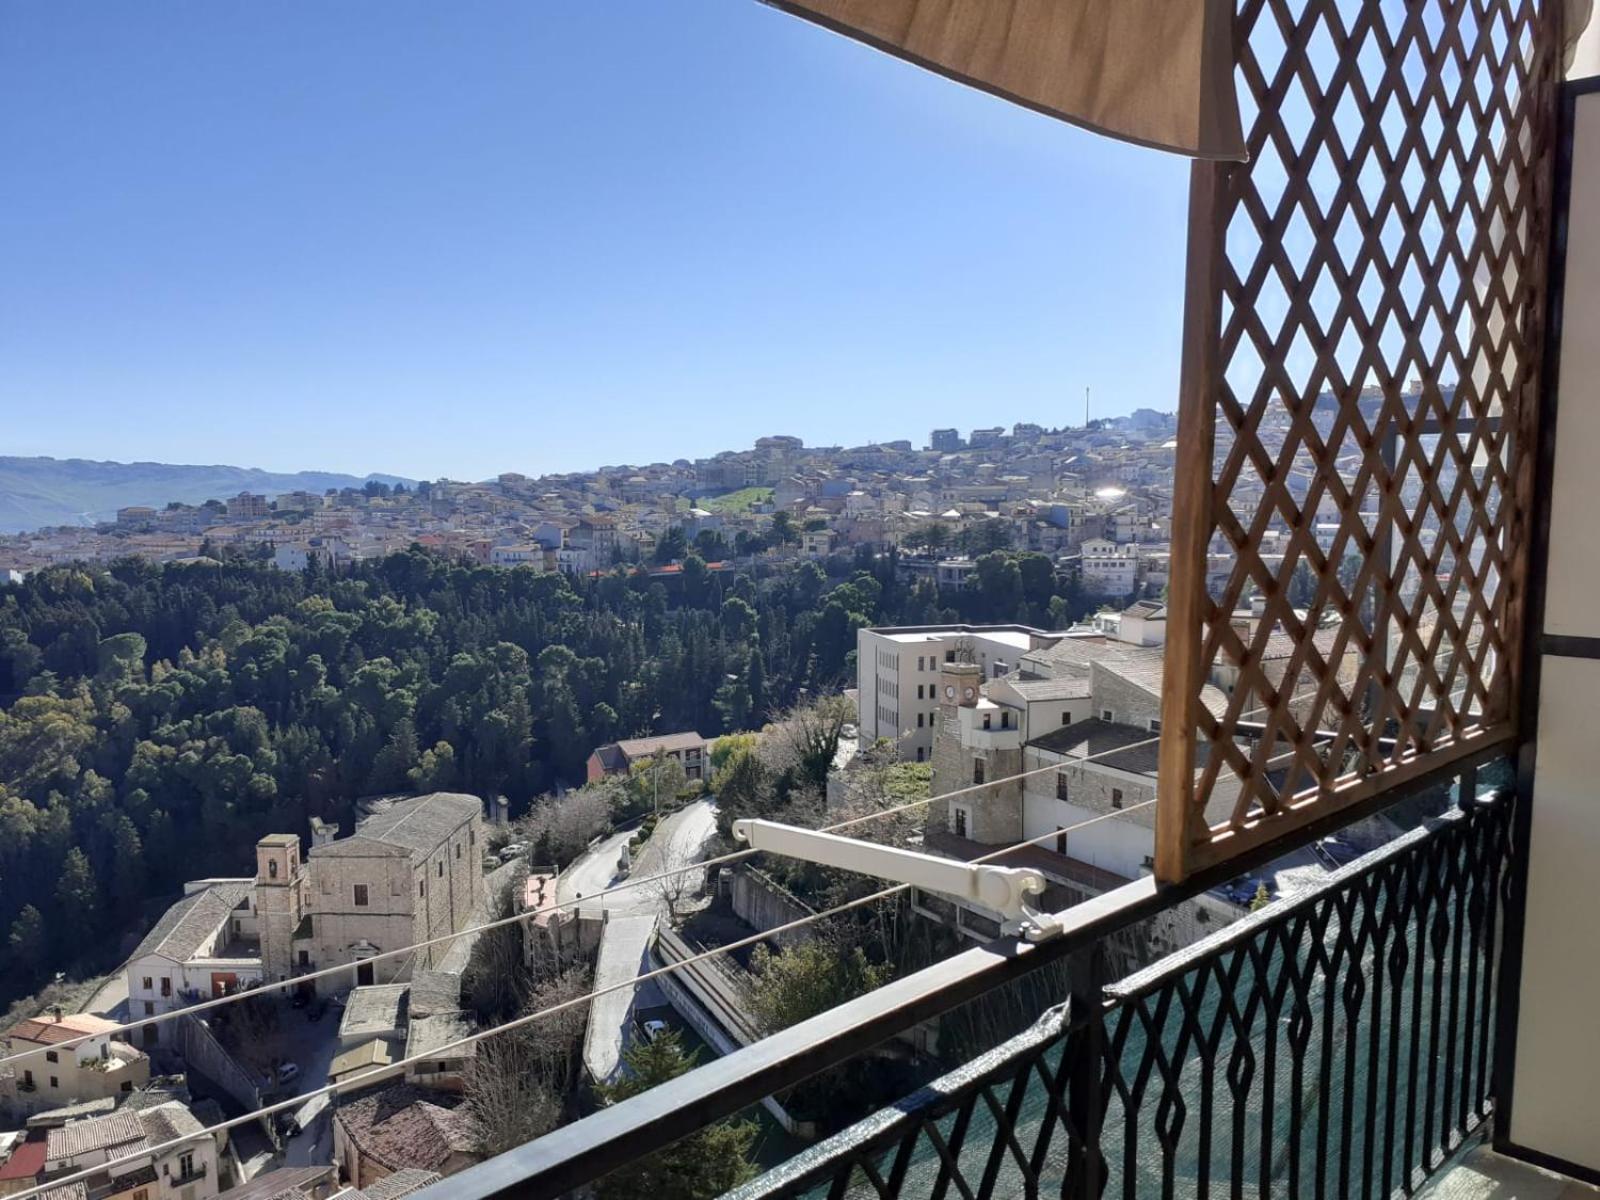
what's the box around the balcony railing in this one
[426,749,1512,1200]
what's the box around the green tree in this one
[712,745,775,840]
[653,526,689,564]
[595,1031,755,1199]
[108,813,146,907]
[748,939,890,1034]
[56,848,100,918]
[368,717,421,793]
[9,904,44,971]
[407,740,459,792]
[624,753,688,818]
[769,510,796,546]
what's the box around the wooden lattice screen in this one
[1156,0,1561,880]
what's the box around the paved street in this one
[558,798,718,919]
[569,798,719,1080]
[557,828,636,912]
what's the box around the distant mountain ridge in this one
[0,456,416,533]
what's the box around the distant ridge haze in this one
[0,456,416,533]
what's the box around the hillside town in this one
[0,417,1191,598]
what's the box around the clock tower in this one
[939,661,982,708]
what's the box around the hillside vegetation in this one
[0,455,413,532]
[0,543,1093,1006]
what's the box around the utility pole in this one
[1084,386,1091,429]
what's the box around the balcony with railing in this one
[416,0,1600,1196]
[430,758,1529,1200]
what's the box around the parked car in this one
[498,842,529,863]
[276,1062,301,1085]
[642,1019,669,1042]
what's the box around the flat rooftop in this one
[876,629,1038,651]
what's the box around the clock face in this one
[963,687,975,700]
[944,685,955,699]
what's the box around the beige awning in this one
[761,0,1247,160]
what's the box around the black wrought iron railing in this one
[427,752,1514,1200]
[731,789,1510,1199]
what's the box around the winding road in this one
[558,798,718,919]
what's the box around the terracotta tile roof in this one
[613,731,706,758]
[46,1110,146,1162]
[1027,717,1158,770]
[8,1014,120,1046]
[215,1165,335,1200]
[137,1100,204,1145]
[334,1083,477,1175]
[130,882,251,964]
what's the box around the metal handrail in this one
[420,742,1508,1200]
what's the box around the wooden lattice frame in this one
[1157,0,1560,880]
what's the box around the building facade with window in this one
[0,1013,150,1115]
[123,794,485,1026]
[43,1101,218,1200]
[855,624,1061,762]
[926,625,1239,886]
[123,882,262,1048]
[257,793,486,995]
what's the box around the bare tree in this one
[466,1028,562,1157]
[649,834,700,921]
[760,694,855,790]
[463,864,530,1021]
[524,965,592,1091]
[465,966,592,1156]
[515,786,612,867]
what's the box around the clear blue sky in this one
[0,2,1191,482]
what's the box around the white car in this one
[642,1019,669,1042]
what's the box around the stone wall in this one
[176,1014,263,1116]
[730,866,816,949]
[929,702,1023,844]
[1088,662,1162,729]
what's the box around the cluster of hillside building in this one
[0,793,500,1200]
[1,418,1192,599]
[5,398,1463,612]
[849,604,1373,958]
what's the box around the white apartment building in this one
[1078,538,1141,595]
[125,881,262,1048]
[488,544,547,569]
[855,624,1061,762]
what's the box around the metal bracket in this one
[733,819,1065,941]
